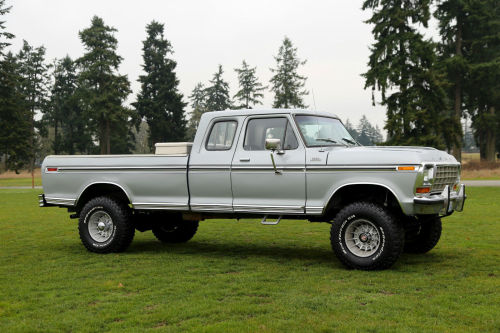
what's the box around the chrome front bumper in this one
[413,184,466,215]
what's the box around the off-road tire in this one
[152,219,199,243]
[404,216,442,254]
[78,196,135,253]
[331,202,405,270]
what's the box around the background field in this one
[0,188,499,332]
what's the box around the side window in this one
[244,117,299,151]
[206,121,237,151]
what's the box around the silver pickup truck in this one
[40,109,466,270]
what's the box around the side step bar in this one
[261,215,282,225]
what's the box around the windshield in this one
[295,115,357,147]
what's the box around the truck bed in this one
[41,154,189,210]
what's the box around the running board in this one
[261,215,282,225]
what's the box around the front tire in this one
[331,202,404,270]
[152,219,199,243]
[404,216,442,254]
[78,196,135,253]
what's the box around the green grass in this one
[0,188,499,332]
[0,177,42,187]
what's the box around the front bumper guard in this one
[413,184,466,215]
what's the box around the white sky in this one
[4,0,424,132]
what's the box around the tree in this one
[186,82,207,140]
[357,115,383,145]
[134,21,186,150]
[44,56,93,154]
[465,0,499,162]
[435,0,470,161]
[205,65,231,111]
[0,52,31,172]
[362,0,449,149]
[344,119,359,142]
[17,40,51,186]
[76,16,134,154]
[0,0,14,57]
[234,60,266,109]
[269,37,308,108]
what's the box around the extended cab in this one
[40,109,466,270]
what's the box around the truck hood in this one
[326,146,458,165]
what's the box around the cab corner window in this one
[243,117,299,151]
[206,120,237,151]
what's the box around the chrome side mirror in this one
[265,138,281,151]
[265,138,283,174]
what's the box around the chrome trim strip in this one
[307,165,398,172]
[58,166,186,172]
[305,206,324,215]
[190,203,233,212]
[44,197,76,206]
[132,202,189,210]
[233,204,305,214]
[190,167,231,172]
[231,166,305,171]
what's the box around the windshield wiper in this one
[316,138,337,143]
[342,138,356,145]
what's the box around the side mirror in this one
[265,138,281,151]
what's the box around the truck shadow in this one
[125,239,446,270]
[128,239,341,266]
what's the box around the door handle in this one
[239,158,250,162]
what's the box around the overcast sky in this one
[6,0,401,131]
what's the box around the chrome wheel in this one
[88,210,114,242]
[344,219,381,257]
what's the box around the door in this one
[189,118,240,212]
[231,115,306,214]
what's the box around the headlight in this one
[423,165,434,185]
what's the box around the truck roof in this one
[200,109,340,120]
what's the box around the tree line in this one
[1,0,498,174]
[362,0,499,161]
[0,0,310,171]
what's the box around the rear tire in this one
[404,216,442,254]
[152,219,199,243]
[78,196,135,253]
[331,202,404,270]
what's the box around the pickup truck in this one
[40,109,466,270]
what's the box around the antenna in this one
[311,88,317,111]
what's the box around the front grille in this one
[431,165,459,193]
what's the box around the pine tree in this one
[234,60,266,109]
[76,16,134,154]
[357,115,383,145]
[186,82,207,140]
[270,37,308,108]
[465,0,499,162]
[435,0,471,161]
[363,0,448,149]
[205,65,231,111]
[45,56,93,154]
[344,119,359,142]
[17,40,51,184]
[0,0,14,57]
[134,21,187,149]
[0,52,31,172]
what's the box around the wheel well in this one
[324,184,402,219]
[76,183,131,213]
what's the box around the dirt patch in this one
[0,169,41,178]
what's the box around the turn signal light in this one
[398,166,415,171]
[46,167,58,172]
[416,187,430,194]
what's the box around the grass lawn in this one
[0,188,499,332]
